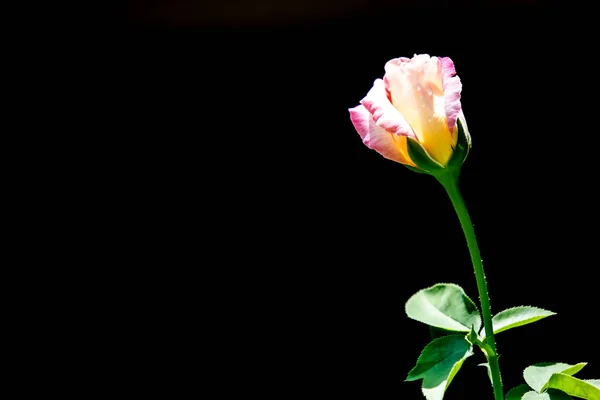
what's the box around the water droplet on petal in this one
[426,88,433,96]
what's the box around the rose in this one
[349,54,471,171]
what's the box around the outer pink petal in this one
[440,57,462,135]
[349,104,411,165]
[360,79,416,139]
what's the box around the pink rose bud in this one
[349,54,471,173]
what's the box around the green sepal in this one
[404,164,430,175]
[446,117,470,172]
[407,137,444,173]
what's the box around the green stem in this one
[435,171,503,400]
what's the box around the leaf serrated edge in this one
[493,305,556,313]
[540,363,588,392]
[505,384,531,400]
[405,283,481,333]
[546,372,600,399]
[406,282,480,313]
[523,362,588,394]
[405,334,470,382]
[419,346,473,400]
[480,305,556,337]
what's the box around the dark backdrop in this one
[129,1,598,398]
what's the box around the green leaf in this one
[546,373,600,399]
[522,390,574,399]
[406,137,444,172]
[506,385,574,399]
[586,381,600,389]
[405,283,481,333]
[507,384,533,400]
[524,362,587,393]
[480,306,556,338]
[406,334,473,400]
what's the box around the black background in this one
[129,1,598,398]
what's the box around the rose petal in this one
[387,57,411,65]
[349,104,413,165]
[440,57,462,136]
[360,79,416,139]
[423,56,444,93]
[385,56,454,165]
[384,60,425,141]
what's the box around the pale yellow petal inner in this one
[386,56,455,166]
